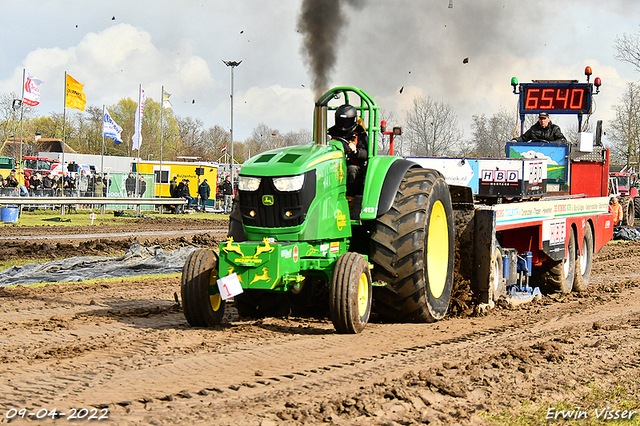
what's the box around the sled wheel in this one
[490,244,506,302]
[181,249,225,327]
[573,225,594,292]
[621,196,634,226]
[371,169,454,322]
[534,229,576,294]
[330,252,372,334]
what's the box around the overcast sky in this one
[1,1,639,146]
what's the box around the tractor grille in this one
[238,170,316,228]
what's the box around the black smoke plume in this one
[297,0,364,98]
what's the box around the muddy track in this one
[1,236,639,425]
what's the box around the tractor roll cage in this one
[313,86,380,158]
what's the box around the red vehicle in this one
[21,156,60,179]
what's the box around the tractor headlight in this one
[238,176,261,191]
[273,174,305,192]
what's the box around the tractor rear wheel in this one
[181,249,225,327]
[635,198,640,219]
[533,229,576,294]
[371,168,455,322]
[330,252,372,334]
[573,225,594,292]
[621,196,634,226]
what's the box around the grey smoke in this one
[297,0,365,97]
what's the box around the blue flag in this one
[103,109,123,144]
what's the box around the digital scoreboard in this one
[518,82,593,115]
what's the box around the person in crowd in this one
[6,169,29,197]
[93,174,105,197]
[181,179,196,208]
[125,172,136,197]
[77,170,89,197]
[328,104,369,195]
[30,173,43,196]
[42,173,54,196]
[221,176,234,213]
[102,173,111,197]
[137,175,146,197]
[172,178,185,214]
[169,176,178,198]
[197,179,211,212]
[52,175,63,196]
[610,197,623,226]
[510,112,567,143]
[62,172,72,196]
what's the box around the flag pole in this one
[19,69,25,168]
[160,85,164,198]
[101,105,105,174]
[135,84,141,196]
[62,72,67,176]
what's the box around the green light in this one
[511,77,518,87]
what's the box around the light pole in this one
[223,60,241,178]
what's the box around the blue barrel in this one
[0,207,19,223]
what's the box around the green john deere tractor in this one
[181,86,455,333]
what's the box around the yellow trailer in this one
[133,160,218,198]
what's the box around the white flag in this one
[162,89,172,109]
[103,109,123,144]
[23,71,43,106]
[132,85,145,151]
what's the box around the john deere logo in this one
[262,195,274,206]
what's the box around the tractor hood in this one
[239,143,344,177]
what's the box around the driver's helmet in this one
[335,104,358,133]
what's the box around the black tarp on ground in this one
[0,243,198,287]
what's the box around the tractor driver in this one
[328,104,368,195]
[510,112,567,143]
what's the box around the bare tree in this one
[404,95,462,157]
[470,108,517,158]
[608,82,640,168]
[615,27,640,73]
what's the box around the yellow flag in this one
[65,74,86,111]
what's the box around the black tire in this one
[181,249,225,327]
[635,198,640,219]
[621,196,634,226]
[330,252,372,334]
[286,277,329,318]
[371,168,454,322]
[490,244,506,302]
[573,225,594,292]
[533,229,576,294]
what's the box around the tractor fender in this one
[376,158,420,218]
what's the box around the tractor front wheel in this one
[181,249,225,327]
[330,252,372,334]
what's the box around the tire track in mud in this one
[2,289,639,423]
[1,241,640,425]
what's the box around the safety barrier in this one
[0,196,187,215]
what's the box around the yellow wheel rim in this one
[357,272,369,317]
[426,200,448,299]
[209,266,221,312]
[209,294,222,312]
